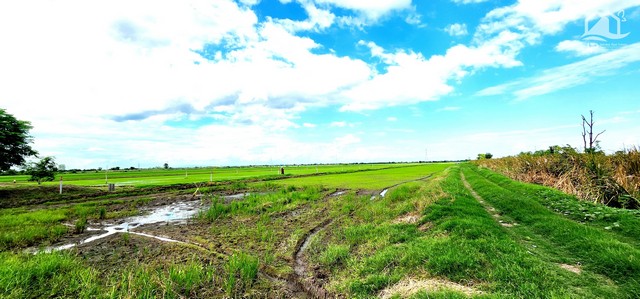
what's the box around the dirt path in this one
[460,172,516,227]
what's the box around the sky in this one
[1,0,640,169]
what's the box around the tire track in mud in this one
[293,217,336,299]
[291,174,436,298]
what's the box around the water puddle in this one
[30,193,251,253]
[370,189,389,200]
[330,190,348,197]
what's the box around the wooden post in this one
[59,176,63,194]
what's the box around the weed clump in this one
[74,217,87,234]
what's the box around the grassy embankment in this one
[302,164,640,298]
[475,146,640,208]
[2,162,639,297]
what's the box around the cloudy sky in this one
[1,0,640,169]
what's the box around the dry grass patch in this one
[378,277,481,299]
[392,212,420,224]
[558,263,582,274]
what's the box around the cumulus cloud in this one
[315,0,412,20]
[445,23,468,36]
[341,32,524,111]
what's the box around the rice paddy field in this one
[0,164,415,187]
[1,162,639,298]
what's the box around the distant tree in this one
[485,153,493,159]
[164,163,169,169]
[582,110,605,154]
[26,156,58,184]
[477,153,486,160]
[0,108,38,171]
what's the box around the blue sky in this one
[1,0,639,169]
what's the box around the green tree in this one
[26,156,58,184]
[0,108,38,171]
[477,153,493,160]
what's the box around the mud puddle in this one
[29,193,252,253]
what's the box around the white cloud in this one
[477,42,640,100]
[330,121,347,127]
[0,0,378,168]
[452,0,489,4]
[445,23,468,36]
[555,40,607,56]
[274,2,336,32]
[477,0,640,38]
[239,0,261,5]
[341,35,523,111]
[438,106,461,111]
[303,123,317,128]
[0,0,371,125]
[314,0,412,20]
[387,117,398,121]
[4,0,638,168]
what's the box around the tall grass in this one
[475,146,640,208]
[0,209,69,250]
[0,251,100,298]
[224,252,259,297]
[197,186,322,223]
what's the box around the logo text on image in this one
[582,10,630,42]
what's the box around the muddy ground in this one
[29,186,365,298]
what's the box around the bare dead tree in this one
[581,110,605,153]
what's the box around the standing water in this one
[32,193,251,253]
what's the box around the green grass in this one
[303,165,638,298]
[3,161,640,297]
[224,252,259,297]
[0,199,138,250]
[0,251,100,298]
[461,164,640,296]
[0,208,69,250]
[0,163,415,187]
[197,186,324,222]
[275,163,451,189]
